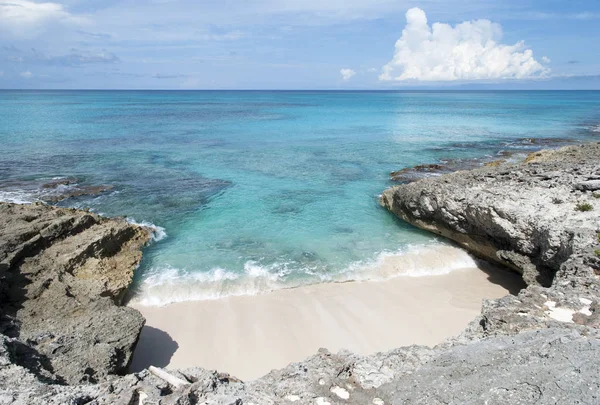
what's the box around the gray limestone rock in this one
[0,202,151,385]
[380,143,600,288]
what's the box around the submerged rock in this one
[39,177,114,203]
[41,184,114,203]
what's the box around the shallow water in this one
[1,90,599,305]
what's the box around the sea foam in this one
[0,190,38,204]
[128,242,480,307]
[126,218,168,242]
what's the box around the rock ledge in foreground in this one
[0,202,151,385]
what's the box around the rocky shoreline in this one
[1,143,600,404]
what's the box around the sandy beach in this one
[129,261,524,381]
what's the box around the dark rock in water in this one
[511,137,575,146]
[390,159,487,183]
[407,137,581,184]
[271,204,303,215]
[0,202,151,385]
[38,177,115,203]
[41,184,114,203]
[41,177,79,189]
[0,177,114,204]
[390,164,445,182]
[332,226,354,234]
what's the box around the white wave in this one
[0,190,39,204]
[591,125,600,133]
[126,218,167,242]
[129,263,287,306]
[339,244,477,281]
[129,242,481,307]
[0,176,79,204]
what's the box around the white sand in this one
[129,263,523,381]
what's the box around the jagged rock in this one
[380,143,600,287]
[0,202,151,385]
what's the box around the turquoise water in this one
[1,91,599,305]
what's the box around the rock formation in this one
[1,143,600,404]
[0,203,151,386]
[381,143,600,287]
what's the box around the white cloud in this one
[0,0,84,39]
[541,56,551,64]
[20,71,32,78]
[340,68,356,81]
[380,8,549,82]
[367,68,378,73]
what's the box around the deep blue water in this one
[1,91,599,305]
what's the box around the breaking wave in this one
[126,218,168,242]
[128,243,479,306]
[0,189,38,204]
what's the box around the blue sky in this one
[1,0,599,89]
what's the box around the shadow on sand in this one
[129,326,179,372]
[476,260,527,296]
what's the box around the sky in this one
[1,0,599,89]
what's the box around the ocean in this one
[1,90,599,305]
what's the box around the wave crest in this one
[126,218,167,242]
[128,243,479,306]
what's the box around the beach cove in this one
[130,252,523,380]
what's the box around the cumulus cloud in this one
[541,56,551,64]
[380,8,549,82]
[0,0,84,39]
[340,68,356,81]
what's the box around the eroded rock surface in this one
[0,202,151,385]
[381,143,600,287]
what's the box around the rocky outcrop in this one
[1,143,600,404]
[381,143,600,288]
[0,202,151,386]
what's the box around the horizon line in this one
[2,88,600,92]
